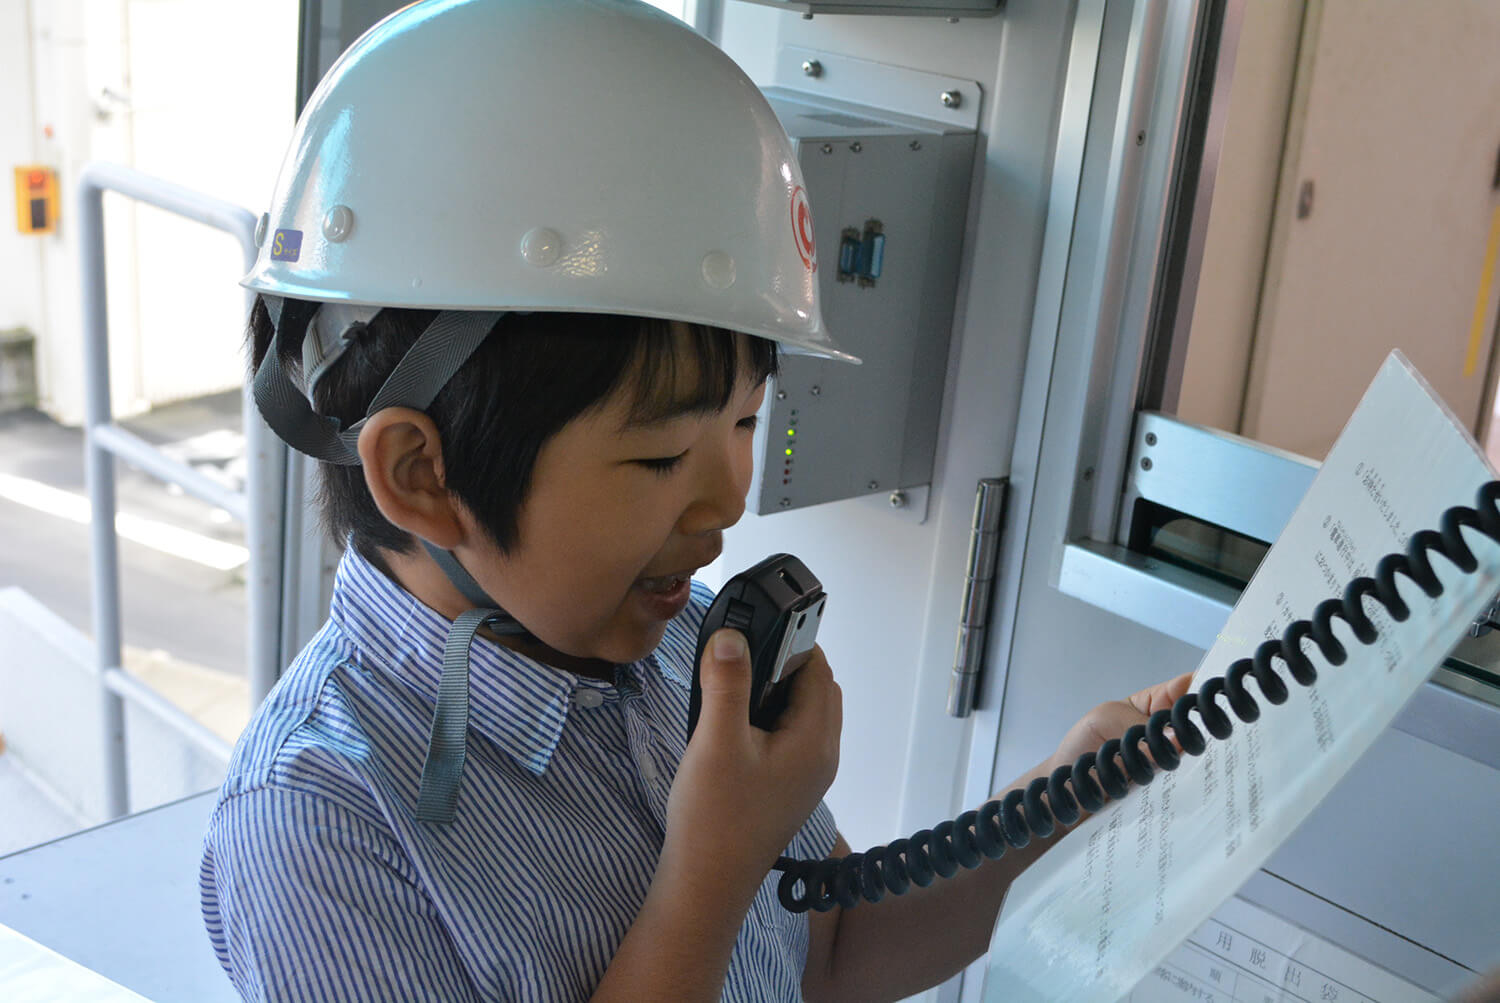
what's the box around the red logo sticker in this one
[790,185,816,272]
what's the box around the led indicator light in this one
[785,448,794,457]
[786,429,795,437]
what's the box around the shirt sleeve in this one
[787,798,840,861]
[201,787,484,1003]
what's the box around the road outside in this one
[0,391,249,678]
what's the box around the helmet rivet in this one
[521,227,563,268]
[322,205,354,242]
[820,143,834,155]
[701,251,736,290]
[254,212,269,248]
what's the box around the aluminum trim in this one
[1124,410,1317,544]
[1059,539,1500,770]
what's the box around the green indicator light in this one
[786,429,795,437]
[785,448,794,456]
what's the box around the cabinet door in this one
[1243,0,1500,460]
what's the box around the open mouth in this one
[636,572,692,595]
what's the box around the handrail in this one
[77,162,285,817]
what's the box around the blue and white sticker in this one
[270,228,303,262]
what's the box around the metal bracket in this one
[773,46,983,132]
[1469,593,1500,638]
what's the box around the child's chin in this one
[603,623,670,665]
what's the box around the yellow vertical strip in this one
[1464,205,1500,377]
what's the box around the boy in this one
[202,1,1189,999]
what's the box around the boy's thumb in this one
[696,628,751,727]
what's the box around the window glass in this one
[0,0,297,851]
[1168,2,1500,468]
[642,0,696,24]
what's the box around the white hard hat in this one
[244,0,852,363]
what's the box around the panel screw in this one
[889,490,907,509]
[821,143,834,155]
[941,90,962,109]
[1145,432,1157,446]
[810,385,822,396]
[776,389,787,400]
[780,498,792,508]
[1140,457,1153,471]
[850,142,863,154]
[867,480,879,491]
[909,140,922,151]
[802,59,823,78]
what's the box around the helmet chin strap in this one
[413,543,532,825]
[255,296,532,824]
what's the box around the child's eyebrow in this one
[619,397,729,431]
[618,376,769,431]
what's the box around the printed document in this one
[984,353,1500,1001]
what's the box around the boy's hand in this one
[1049,671,1195,782]
[663,629,842,903]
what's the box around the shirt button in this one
[573,689,605,709]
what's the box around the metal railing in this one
[77,162,286,817]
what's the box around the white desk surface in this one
[0,791,234,1002]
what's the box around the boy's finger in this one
[1130,670,1195,715]
[695,629,753,731]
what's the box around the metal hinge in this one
[947,477,1009,717]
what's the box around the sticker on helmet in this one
[270,229,303,262]
[790,186,816,272]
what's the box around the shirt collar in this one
[328,546,592,776]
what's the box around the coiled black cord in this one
[771,480,1500,914]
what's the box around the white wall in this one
[0,1,46,342]
[716,2,1072,866]
[3,0,297,426]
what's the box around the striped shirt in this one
[200,548,839,1002]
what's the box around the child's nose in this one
[680,438,750,535]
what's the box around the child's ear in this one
[357,407,464,548]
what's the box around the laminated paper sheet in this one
[984,353,1500,1001]
[1123,896,1442,1003]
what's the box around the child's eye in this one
[637,452,687,475]
[737,415,759,431]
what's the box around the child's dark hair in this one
[248,298,778,566]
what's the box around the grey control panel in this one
[749,88,976,515]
